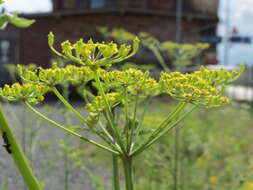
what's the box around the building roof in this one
[21,8,218,21]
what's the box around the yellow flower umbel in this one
[208,176,218,183]
[159,41,209,71]
[242,182,253,190]
[0,83,48,104]
[85,92,122,126]
[17,64,93,87]
[101,68,159,96]
[48,32,139,68]
[159,65,244,107]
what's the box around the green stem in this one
[173,127,180,190]
[53,87,119,149]
[64,143,69,190]
[51,87,88,126]
[151,47,171,73]
[131,102,186,155]
[123,88,130,151]
[122,156,134,190]
[132,105,195,156]
[98,121,122,153]
[128,93,139,152]
[149,102,187,139]
[93,70,127,154]
[0,104,42,190]
[132,97,150,146]
[25,102,119,155]
[112,155,120,190]
[52,87,113,146]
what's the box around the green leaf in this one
[9,13,35,28]
[0,14,9,29]
[0,13,35,29]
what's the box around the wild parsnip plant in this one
[98,27,209,72]
[0,32,244,190]
[159,41,209,71]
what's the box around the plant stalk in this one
[25,102,119,155]
[93,70,126,154]
[122,156,134,190]
[173,127,180,190]
[151,47,171,73]
[112,154,120,190]
[0,104,42,190]
[52,87,88,126]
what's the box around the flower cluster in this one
[159,66,244,107]
[97,27,136,43]
[48,32,140,67]
[160,42,209,59]
[85,92,122,126]
[0,64,95,105]
[0,83,48,104]
[160,41,209,68]
[194,65,244,87]
[0,33,244,110]
[17,64,93,86]
[101,68,159,96]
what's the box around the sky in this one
[0,0,52,13]
[218,0,253,66]
[0,0,253,66]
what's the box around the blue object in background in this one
[90,0,105,8]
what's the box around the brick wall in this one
[147,0,176,10]
[7,14,157,66]
[4,10,216,68]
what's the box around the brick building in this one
[0,0,219,79]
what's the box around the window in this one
[0,40,11,63]
[0,39,16,64]
[0,35,17,85]
[90,0,106,8]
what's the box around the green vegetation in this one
[0,30,244,190]
[136,100,253,190]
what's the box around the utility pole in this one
[224,0,231,65]
[174,2,183,190]
[176,0,183,43]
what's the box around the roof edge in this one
[20,8,218,21]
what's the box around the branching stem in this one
[25,102,119,155]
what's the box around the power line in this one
[224,0,231,65]
[176,0,183,43]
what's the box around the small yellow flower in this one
[208,176,218,183]
[196,156,205,163]
[243,182,253,190]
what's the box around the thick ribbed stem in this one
[122,156,134,190]
[0,105,42,190]
[112,155,120,190]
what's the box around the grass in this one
[135,99,253,190]
[1,99,253,190]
